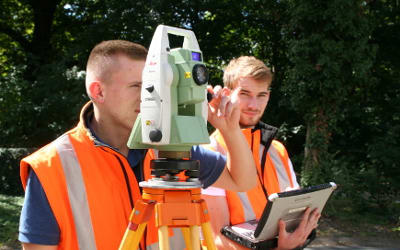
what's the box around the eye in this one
[258,92,270,98]
[130,82,142,88]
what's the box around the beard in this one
[239,117,260,128]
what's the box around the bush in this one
[0,148,35,196]
[0,194,23,249]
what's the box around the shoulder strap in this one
[254,122,278,149]
[252,122,278,196]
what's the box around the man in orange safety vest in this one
[203,56,321,250]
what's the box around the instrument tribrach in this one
[119,24,215,250]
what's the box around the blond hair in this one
[223,56,273,89]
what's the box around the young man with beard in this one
[203,56,320,250]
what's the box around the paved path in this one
[306,247,399,250]
[304,236,400,250]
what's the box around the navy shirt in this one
[18,145,226,245]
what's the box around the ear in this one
[88,81,105,103]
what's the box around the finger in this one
[221,87,231,96]
[208,89,222,108]
[310,207,319,215]
[309,209,321,229]
[230,87,240,104]
[207,85,214,95]
[303,209,320,237]
[224,101,234,118]
[308,209,320,222]
[297,207,311,230]
[218,94,230,117]
[229,96,240,121]
[278,219,287,238]
[213,85,223,97]
[207,104,215,120]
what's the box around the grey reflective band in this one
[237,192,256,221]
[268,145,292,191]
[55,134,97,250]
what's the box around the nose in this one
[247,97,258,109]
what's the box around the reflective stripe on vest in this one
[55,134,97,250]
[268,142,294,191]
[237,192,256,222]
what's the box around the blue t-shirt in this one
[18,145,226,245]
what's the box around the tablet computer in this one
[220,182,337,249]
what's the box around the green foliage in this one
[0,148,34,195]
[281,0,377,185]
[0,62,87,147]
[0,194,23,249]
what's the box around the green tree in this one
[282,0,376,184]
[0,0,156,147]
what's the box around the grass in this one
[0,194,23,249]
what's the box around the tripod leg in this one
[197,199,216,250]
[158,225,170,250]
[119,222,147,250]
[119,199,155,250]
[201,222,217,250]
[181,227,193,250]
[190,225,201,250]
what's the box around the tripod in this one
[119,157,217,250]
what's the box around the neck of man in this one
[239,122,257,129]
[91,107,130,157]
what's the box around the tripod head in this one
[127,25,209,184]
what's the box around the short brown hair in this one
[86,40,148,83]
[223,56,273,89]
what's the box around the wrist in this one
[218,126,241,142]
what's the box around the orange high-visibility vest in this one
[20,102,186,250]
[208,124,298,225]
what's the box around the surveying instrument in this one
[119,25,216,250]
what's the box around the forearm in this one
[220,127,256,191]
[203,194,248,250]
[22,243,58,250]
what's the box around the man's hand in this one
[207,85,240,133]
[208,85,257,192]
[274,208,320,250]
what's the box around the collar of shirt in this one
[84,110,146,169]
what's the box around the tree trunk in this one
[302,109,332,185]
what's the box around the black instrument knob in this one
[149,129,162,142]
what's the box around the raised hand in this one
[207,85,240,134]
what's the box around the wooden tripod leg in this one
[190,225,201,250]
[158,225,170,250]
[119,222,147,250]
[119,199,155,250]
[198,199,217,250]
[181,227,193,250]
[201,222,217,250]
